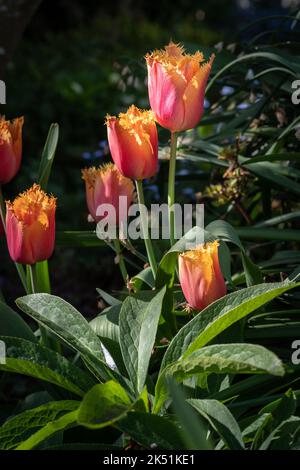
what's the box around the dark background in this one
[0,0,298,316]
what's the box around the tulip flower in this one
[6,184,56,265]
[0,116,24,184]
[178,240,226,311]
[106,105,158,180]
[146,42,215,132]
[81,163,134,224]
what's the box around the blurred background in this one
[0,0,299,314]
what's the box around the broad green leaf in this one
[17,410,78,450]
[155,344,284,412]
[0,336,95,396]
[167,379,212,450]
[132,267,155,290]
[15,293,120,382]
[159,281,300,373]
[119,287,166,393]
[90,305,120,343]
[77,381,131,429]
[96,288,121,306]
[188,399,244,450]
[117,412,185,450]
[0,301,35,342]
[38,123,59,189]
[0,401,79,450]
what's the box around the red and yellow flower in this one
[6,184,56,265]
[146,42,214,132]
[0,116,24,184]
[178,240,226,310]
[106,105,158,180]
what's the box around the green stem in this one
[135,180,157,278]
[113,237,128,284]
[28,264,48,346]
[168,132,178,246]
[0,185,27,292]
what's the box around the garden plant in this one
[0,12,300,451]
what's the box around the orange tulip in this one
[178,240,226,310]
[81,163,134,224]
[0,116,24,184]
[146,42,214,132]
[106,105,158,180]
[6,184,56,265]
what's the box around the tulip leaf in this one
[38,123,59,190]
[15,293,123,384]
[119,287,166,393]
[154,343,284,413]
[187,399,244,450]
[0,336,95,396]
[77,380,131,429]
[0,400,79,450]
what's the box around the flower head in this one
[146,42,214,132]
[6,184,56,265]
[178,240,226,310]
[0,116,24,184]
[106,105,158,180]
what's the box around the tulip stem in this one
[135,180,157,278]
[113,237,128,284]
[0,185,28,292]
[168,131,178,246]
[28,263,48,346]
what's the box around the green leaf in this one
[35,261,51,294]
[119,287,166,393]
[77,381,131,429]
[96,288,121,306]
[117,412,185,450]
[0,301,35,342]
[90,305,120,343]
[206,220,262,286]
[159,281,299,374]
[17,410,78,450]
[188,399,244,450]
[38,123,59,190]
[132,267,155,290]
[0,336,95,396]
[155,344,284,412]
[15,293,125,384]
[0,401,79,450]
[167,379,212,450]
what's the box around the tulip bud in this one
[106,105,158,180]
[6,184,56,265]
[146,42,215,132]
[81,163,135,224]
[178,240,226,311]
[0,116,24,184]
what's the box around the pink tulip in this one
[178,240,226,311]
[106,105,158,180]
[0,116,24,184]
[6,184,56,265]
[82,163,134,224]
[146,42,215,132]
